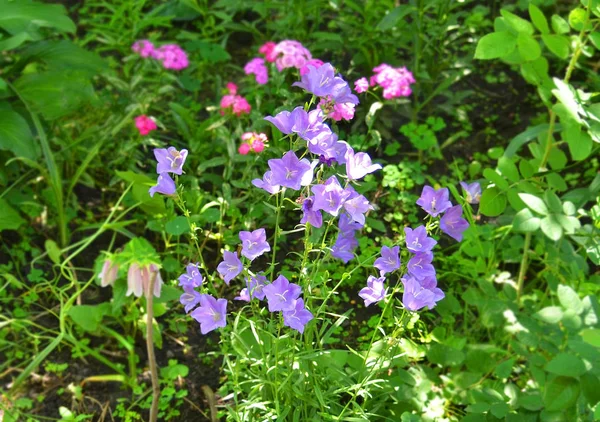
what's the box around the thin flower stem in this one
[146,273,160,422]
[269,190,284,282]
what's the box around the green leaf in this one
[501,10,534,35]
[566,126,593,161]
[513,208,541,232]
[569,8,588,30]
[519,160,535,178]
[498,156,520,183]
[542,34,570,59]
[44,239,61,265]
[0,32,32,51]
[0,0,76,34]
[480,187,507,217]
[375,5,412,31]
[541,215,563,240]
[0,109,38,159]
[529,4,549,33]
[552,78,582,123]
[495,358,516,379]
[535,306,564,324]
[427,344,465,366]
[543,377,580,411]
[551,15,571,34]
[518,193,548,215]
[518,34,541,61]
[68,304,109,332]
[475,32,517,60]
[581,329,600,347]
[558,284,584,314]
[21,41,107,76]
[545,353,587,377]
[0,198,25,231]
[165,216,190,236]
[544,191,563,214]
[589,32,600,49]
[483,168,509,190]
[581,373,600,406]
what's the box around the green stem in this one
[146,273,160,422]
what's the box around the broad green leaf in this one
[507,188,527,211]
[519,160,535,178]
[513,208,541,232]
[480,187,507,217]
[558,284,584,314]
[21,40,107,76]
[569,8,588,30]
[165,216,190,236]
[427,344,465,366]
[0,32,32,51]
[0,109,38,159]
[557,215,580,234]
[543,377,580,411]
[521,56,550,85]
[483,168,509,190]
[495,358,516,379]
[518,193,548,215]
[590,32,600,49]
[0,198,25,231]
[0,0,76,34]
[529,4,549,33]
[565,126,593,161]
[552,78,582,123]
[498,157,520,183]
[375,5,413,31]
[541,215,563,240]
[535,306,563,324]
[517,33,541,61]
[68,304,109,332]
[551,15,570,34]
[542,34,570,59]
[544,191,563,213]
[581,373,600,406]
[545,353,587,377]
[581,329,600,347]
[475,32,517,60]
[501,10,534,34]
[548,146,568,169]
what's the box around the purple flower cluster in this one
[416,185,470,242]
[263,275,313,333]
[132,40,189,70]
[149,146,188,197]
[244,57,268,85]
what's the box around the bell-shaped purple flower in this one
[265,107,331,142]
[234,288,251,302]
[401,275,444,311]
[268,151,313,190]
[342,193,372,225]
[312,176,350,216]
[154,147,188,175]
[149,173,176,197]
[293,63,359,105]
[178,263,203,289]
[339,212,363,232]
[331,233,358,263]
[345,147,382,180]
[373,246,400,276]
[407,252,436,280]
[246,275,267,300]
[460,181,481,204]
[283,298,314,334]
[180,285,202,313]
[239,228,271,261]
[252,170,281,194]
[300,197,323,228]
[404,226,437,254]
[358,275,386,306]
[440,205,469,242]
[263,275,302,312]
[190,294,228,334]
[217,250,243,285]
[416,186,452,217]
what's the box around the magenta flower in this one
[300,59,324,76]
[244,57,269,84]
[154,147,188,175]
[217,250,243,285]
[268,151,313,190]
[345,147,382,180]
[239,228,271,261]
[311,176,350,216]
[135,115,157,136]
[99,258,119,287]
[263,275,302,312]
[407,252,436,280]
[152,44,189,70]
[220,93,252,116]
[328,102,355,122]
[354,77,369,93]
[190,294,227,334]
[180,286,202,313]
[126,263,163,298]
[300,197,323,228]
[460,181,482,204]
[259,41,277,62]
[371,64,415,99]
[178,263,203,289]
[283,299,314,334]
[149,173,176,197]
[272,40,312,71]
[440,205,469,242]
[401,275,444,311]
[358,275,386,307]
[252,170,281,194]
[132,40,155,57]
[373,246,400,276]
[416,186,452,217]
[404,226,437,254]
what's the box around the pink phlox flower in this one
[132,40,156,58]
[300,59,324,76]
[220,94,251,117]
[272,40,312,71]
[226,82,238,94]
[152,44,189,70]
[328,102,356,122]
[135,115,157,136]
[354,77,369,93]
[259,41,277,62]
[244,57,269,85]
[371,64,415,99]
[240,132,268,154]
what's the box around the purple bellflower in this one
[440,205,469,242]
[265,107,331,142]
[246,275,267,300]
[282,298,314,334]
[407,252,436,280]
[268,151,313,190]
[404,226,437,254]
[234,288,251,302]
[149,173,176,197]
[178,263,203,289]
[154,147,188,175]
[252,170,281,195]
[339,212,363,232]
[301,197,323,228]
[217,250,243,284]
[373,246,400,276]
[401,275,444,311]
[239,228,271,261]
[331,232,358,263]
[263,275,302,312]
[180,286,202,313]
[358,275,387,306]
[416,186,452,217]
[342,193,372,225]
[460,181,482,204]
[190,294,228,334]
[345,147,382,180]
[311,176,350,216]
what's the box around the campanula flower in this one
[235,288,251,302]
[132,40,155,57]
[265,107,331,142]
[244,57,269,84]
[401,275,444,311]
[311,176,350,216]
[354,77,369,93]
[294,63,359,105]
[283,299,314,334]
[127,263,163,298]
[180,286,202,313]
[239,228,271,261]
[407,252,436,280]
[149,173,176,197]
[460,181,482,204]
[338,212,363,232]
[307,131,337,159]
[404,226,437,254]
[331,232,358,263]
[246,275,267,300]
[342,193,372,225]
[190,294,228,334]
[178,263,203,289]
[358,275,386,307]
[440,205,469,242]
[416,186,452,217]
[300,197,323,228]
[152,44,189,70]
[217,250,243,285]
[99,258,118,287]
[252,170,281,194]
[345,147,382,180]
[268,151,313,190]
[263,275,302,312]
[373,246,400,276]
[154,147,188,175]
[259,41,277,62]
[135,115,157,136]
